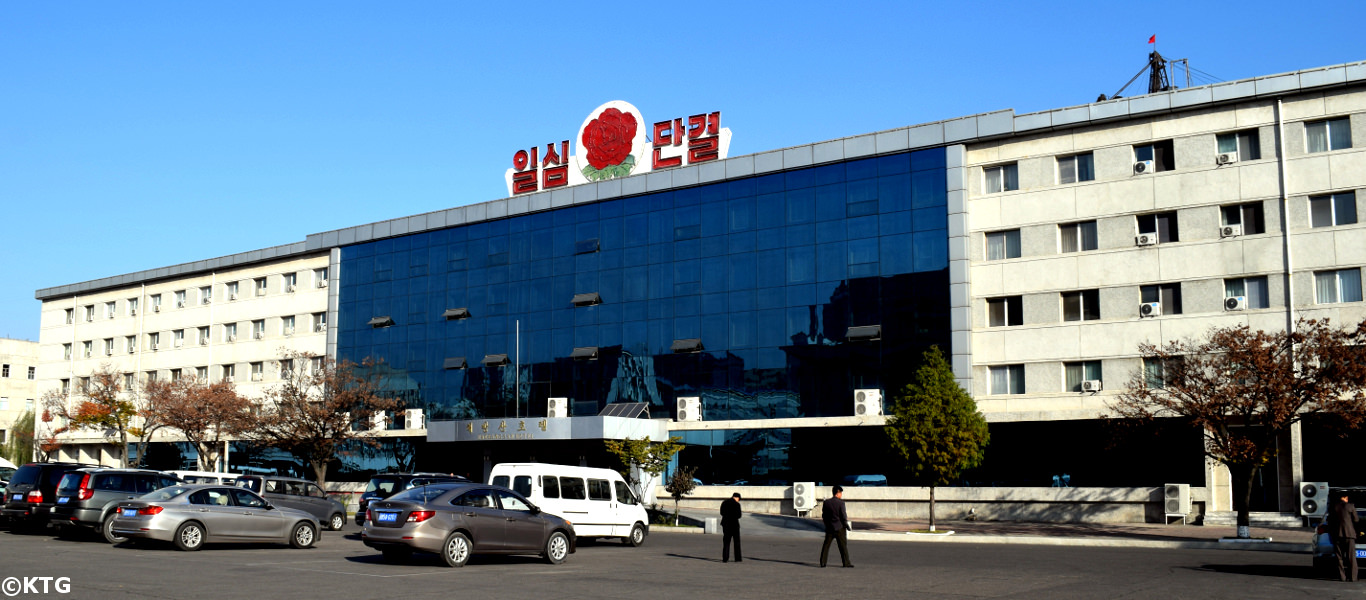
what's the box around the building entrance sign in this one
[505,100,732,196]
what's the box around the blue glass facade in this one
[337,149,950,433]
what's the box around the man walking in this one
[1329,490,1359,582]
[720,492,742,563]
[820,485,853,568]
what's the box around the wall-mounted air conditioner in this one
[1224,296,1248,311]
[1220,224,1242,238]
[1216,153,1238,165]
[1133,160,1154,174]
[1081,380,1103,393]
[1139,302,1162,318]
[1135,233,1157,246]
[854,389,883,416]
[676,396,702,422]
[547,397,569,418]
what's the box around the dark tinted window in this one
[452,489,494,508]
[560,477,586,500]
[265,479,285,493]
[58,473,84,493]
[236,477,262,493]
[588,478,611,501]
[94,474,133,492]
[364,477,400,495]
[491,475,509,488]
[189,489,232,506]
[390,485,454,504]
[306,484,326,498]
[10,465,41,486]
[542,476,560,499]
[513,476,532,497]
[158,477,180,489]
[615,481,638,505]
[232,489,267,508]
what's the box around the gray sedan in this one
[361,483,575,567]
[110,484,319,551]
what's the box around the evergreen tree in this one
[885,346,990,531]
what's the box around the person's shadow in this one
[1188,564,1328,580]
[665,553,819,567]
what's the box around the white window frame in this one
[983,163,1019,194]
[985,229,1021,261]
[1315,268,1363,304]
[1309,192,1357,228]
[988,364,1025,395]
[282,315,296,336]
[1059,221,1098,253]
[1306,117,1352,153]
[175,290,186,308]
[1057,153,1095,184]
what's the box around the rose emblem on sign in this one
[580,107,638,181]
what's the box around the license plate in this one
[121,508,138,518]
[57,497,69,504]
[1357,549,1366,559]
[10,494,20,502]
[376,512,398,523]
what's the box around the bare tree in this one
[148,377,252,471]
[248,351,397,488]
[41,364,136,467]
[1110,319,1366,538]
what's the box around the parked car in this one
[1312,487,1366,578]
[489,463,648,545]
[110,484,318,551]
[2,462,99,532]
[234,475,348,531]
[361,482,575,567]
[168,471,239,485]
[355,472,468,525]
[50,468,182,543]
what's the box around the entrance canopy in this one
[427,415,667,443]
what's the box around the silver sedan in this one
[110,484,319,551]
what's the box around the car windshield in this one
[57,473,85,493]
[364,477,401,495]
[142,486,190,501]
[9,465,40,486]
[389,484,457,504]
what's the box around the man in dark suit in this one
[720,492,742,563]
[820,485,853,568]
[1329,491,1359,582]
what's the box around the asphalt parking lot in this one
[0,524,1347,599]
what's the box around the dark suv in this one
[355,472,468,525]
[51,468,182,543]
[2,462,99,532]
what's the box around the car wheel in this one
[290,522,316,549]
[544,531,570,564]
[441,531,472,568]
[329,513,345,531]
[102,515,128,544]
[381,547,412,563]
[624,523,645,547]
[174,522,205,551]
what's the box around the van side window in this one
[588,478,611,501]
[542,476,560,498]
[513,475,532,497]
[614,481,638,505]
[265,480,284,493]
[560,477,586,500]
[492,475,510,488]
[95,474,132,492]
[285,481,306,496]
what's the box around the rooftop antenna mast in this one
[1102,41,1192,101]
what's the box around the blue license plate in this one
[121,508,137,518]
[57,497,69,504]
[376,512,398,523]
[1357,549,1366,559]
[10,494,20,502]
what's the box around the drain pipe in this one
[1276,99,1295,334]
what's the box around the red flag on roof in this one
[1148,35,1156,44]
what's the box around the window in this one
[170,368,182,381]
[1306,118,1352,153]
[173,329,185,347]
[1141,283,1183,314]
[587,479,612,501]
[78,377,89,392]
[1315,269,1363,304]
[25,399,33,411]
[1133,140,1175,171]
[105,301,116,319]
[0,429,5,444]
[150,294,161,310]
[227,281,239,300]
[313,312,327,332]
[103,338,114,356]
[199,286,212,304]
[987,296,1023,327]
[145,371,157,383]
[1059,221,1098,253]
[1221,203,1266,234]
[1062,290,1101,321]
[542,476,560,498]
[985,229,1021,260]
[222,364,235,382]
[82,340,92,358]
[559,477,586,500]
[254,278,268,296]
[1,364,6,377]
[511,476,532,497]
[1137,212,1179,243]
[284,273,298,292]
[123,373,134,389]
[1143,357,1182,389]
[1309,192,1357,228]
[984,163,1019,193]
[251,362,264,381]
[282,316,296,336]
[309,357,323,375]
[989,365,1025,395]
[252,320,266,339]
[615,481,639,505]
[61,379,70,393]
[1217,129,1261,161]
[224,323,238,341]
[64,308,74,324]
[314,268,329,288]
[0,399,6,410]
[174,290,186,308]
[1064,361,1102,392]
[196,366,208,381]
[27,367,35,380]
[1225,277,1270,309]
[198,326,209,345]
[1057,153,1095,184]
[453,489,494,508]
[127,298,139,315]
[63,343,72,360]
[125,336,136,353]
[148,332,160,349]
[84,305,94,322]
[281,359,295,379]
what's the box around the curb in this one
[845,531,1310,553]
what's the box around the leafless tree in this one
[147,377,252,471]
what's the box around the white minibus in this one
[489,463,649,546]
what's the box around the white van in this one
[168,470,240,485]
[489,463,649,546]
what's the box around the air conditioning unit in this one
[107,313,115,319]
[315,323,326,332]
[229,293,237,301]
[251,373,263,382]
[1164,483,1191,516]
[104,349,113,356]
[256,288,266,296]
[676,396,702,422]
[1220,224,1242,238]
[405,408,425,430]
[286,285,296,293]
[153,305,160,313]
[176,301,185,309]
[1224,296,1248,311]
[1139,302,1162,318]
[284,329,294,337]
[1133,160,1154,175]
[174,340,184,348]
[129,309,137,316]
[317,279,328,288]
[253,332,264,340]
[792,482,816,514]
[1135,233,1157,246]
[1216,153,1238,165]
[150,343,159,351]
[199,338,208,345]
[201,298,211,305]
[547,397,569,418]
[854,389,883,416]
[224,376,233,383]
[126,348,135,354]
[1081,379,1103,393]
[1300,481,1329,517]
[227,335,237,342]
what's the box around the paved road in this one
[0,524,1347,599]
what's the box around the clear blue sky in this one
[2,1,1361,341]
